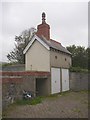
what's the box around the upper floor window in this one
[55,56,57,59]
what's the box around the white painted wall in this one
[25,40,50,71]
[51,68,60,94]
[62,69,69,91]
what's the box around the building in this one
[23,12,71,95]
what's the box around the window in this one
[55,56,57,59]
[65,58,67,61]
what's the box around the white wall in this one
[25,40,50,72]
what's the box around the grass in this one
[72,108,81,113]
[30,97,42,105]
[15,96,43,105]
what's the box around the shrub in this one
[69,67,88,73]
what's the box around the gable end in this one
[23,35,50,54]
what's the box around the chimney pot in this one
[36,12,50,40]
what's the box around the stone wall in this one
[1,71,89,109]
[1,71,50,109]
[70,72,88,91]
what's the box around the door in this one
[62,69,69,91]
[51,68,60,94]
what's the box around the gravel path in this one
[3,91,88,118]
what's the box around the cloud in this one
[1,2,88,62]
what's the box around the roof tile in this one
[38,35,71,55]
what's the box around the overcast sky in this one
[1,1,88,62]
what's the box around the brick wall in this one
[1,71,50,109]
[1,71,89,109]
[36,23,50,40]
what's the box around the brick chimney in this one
[36,12,50,40]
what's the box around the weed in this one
[72,108,81,113]
[30,97,42,105]
[15,99,31,105]
[15,97,43,105]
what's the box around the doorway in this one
[36,78,48,96]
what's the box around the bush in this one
[69,67,88,73]
[2,62,18,67]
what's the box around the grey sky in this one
[1,1,88,62]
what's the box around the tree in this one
[86,47,90,70]
[66,45,88,69]
[7,28,36,64]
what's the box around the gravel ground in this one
[3,91,88,118]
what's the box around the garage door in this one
[62,69,69,92]
[51,68,60,94]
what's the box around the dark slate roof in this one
[39,35,71,55]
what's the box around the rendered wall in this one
[25,40,50,72]
[50,50,71,69]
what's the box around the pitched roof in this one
[38,35,71,55]
[23,34,71,55]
